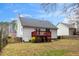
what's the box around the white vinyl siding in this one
[23,27,35,41]
[57,23,69,36]
[50,29,57,39]
[16,18,23,37]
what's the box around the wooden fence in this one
[0,38,8,52]
[0,28,8,52]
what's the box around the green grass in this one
[1,39,79,56]
[38,50,69,56]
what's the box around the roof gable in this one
[60,23,75,29]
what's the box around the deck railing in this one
[32,31,51,37]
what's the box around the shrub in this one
[7,37,22,43]
[31,37,36,43]
[29,39,31,42]
[7,36,11,39]
[30,37,42,43]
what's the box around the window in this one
[35,28,40,34]
[46,28,50,32]
[36,28,40,31]
[40,29,45,31]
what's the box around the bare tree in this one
[40,3,57,13]
[40,3,79,20]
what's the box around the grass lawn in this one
[1,39,79,56]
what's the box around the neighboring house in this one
[8,20,17,37]
[57,22,79,36]
[15,16,57,41]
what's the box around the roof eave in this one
[23,25,57,30]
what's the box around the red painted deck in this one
[32,31,51,42]
[32,31,51,37]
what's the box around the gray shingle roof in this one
[19,17,57,29]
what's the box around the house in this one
[57,22,79,36]
[14,16,57,42]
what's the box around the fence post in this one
[0,28,2,52]
[0,27,4,52]
[0,38,1,52]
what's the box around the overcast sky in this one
[0,3,67,25]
